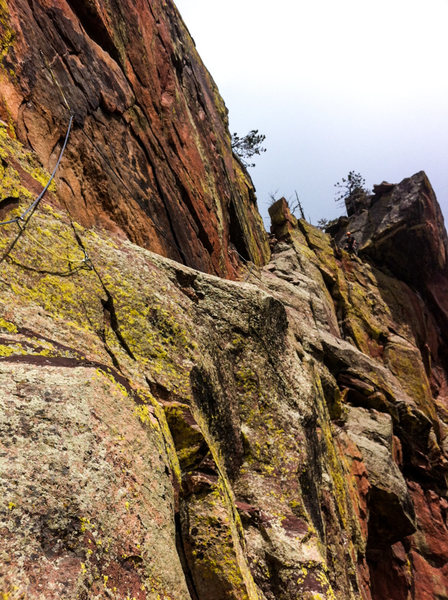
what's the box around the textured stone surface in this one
[0,0,269,277]
[345,406,415,546]
[1,3,448,599]
[336,171,448,334]
[0,364,191,600]
[267,194,448,599]
[1,123,447,599]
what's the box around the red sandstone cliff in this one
[0,0,269,277]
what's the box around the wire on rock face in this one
[0,45,78,265]
[0,115,73,229]
[0,114,81,271]
[228,247,262,282]
[0,52,95,276]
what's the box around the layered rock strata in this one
[0,0,269,277]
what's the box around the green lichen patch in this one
[163,401,205,472]
[182,477,260,600]
[0,316,16,333]
[83,238,199,398]
[0,136,32,201]
[0,0,15,67]
[383,340,436,423]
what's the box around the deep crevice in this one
[173,173,214,255]
[65,0,122,66]
[0,196,20,220]
[299,411,325,541]
[127,124,189,265]
[174,512,200,600]
[228,198,250,262]
[127,97,216,266]
[103,340,122,371]
[129,97,215,262]
[101,292,135,361]
[65,217,136,363]
[0,353,137,401]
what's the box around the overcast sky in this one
[175,0,448,229]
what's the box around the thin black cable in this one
[0,116,74,266]
[6,254,91,277]
[21,115,73,220]
[228,247,263,282]
[0,56,89,276]
[0,115,73,227]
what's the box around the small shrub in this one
[231,129,266,168]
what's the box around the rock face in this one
[268,188,448,599]
[340,172,448,286]
[1,108,448,599]
[1,2,448,599]
[0,0,269,277]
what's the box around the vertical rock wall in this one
[269,177,448,598]
[0,0,269,276]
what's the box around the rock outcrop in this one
[0,1,447,599]
[270,180,448,598]
[1,104,448,599]
[0,0,269,277]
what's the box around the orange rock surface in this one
[0,0,269,277]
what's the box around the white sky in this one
[175,0,448,227]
